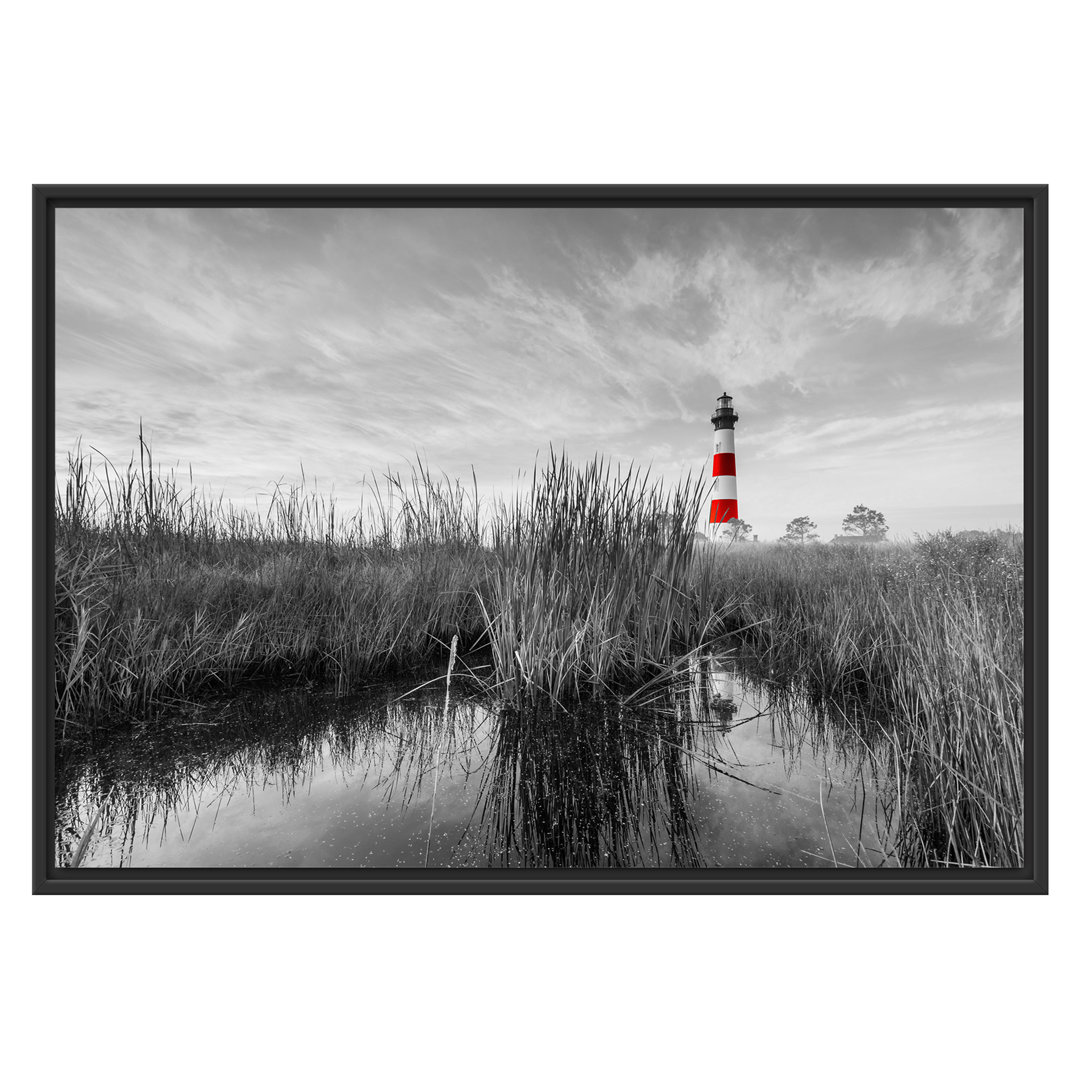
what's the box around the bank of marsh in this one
[54,439,1024,867]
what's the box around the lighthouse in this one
[709,392,739,539]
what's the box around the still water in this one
[56,656,899,869]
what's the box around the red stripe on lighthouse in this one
[712,453,736,476]
[709,499,738,524]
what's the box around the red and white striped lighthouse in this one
[709,392,739,539]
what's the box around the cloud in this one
[54,206,1024,525]
[760,401,1023,461]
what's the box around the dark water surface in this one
[56,657,899,869]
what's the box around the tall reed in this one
[54,436,491,731]
[482,452,720,704]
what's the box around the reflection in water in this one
[689,654,738,729]
[56,655,899,869]
[476,706,707,868]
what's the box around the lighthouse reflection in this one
[687,652,739,730]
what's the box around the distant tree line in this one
[706,505,891,545]
[775,505,889,544]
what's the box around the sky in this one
[54,205,1024,541]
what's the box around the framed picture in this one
[33,185,1047,893]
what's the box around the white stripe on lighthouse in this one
[713,476,737,500]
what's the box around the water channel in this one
[55,655,899,869]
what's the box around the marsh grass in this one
[483,452,726,703]
[692,534,1024,867]
[55,436,1024,867]
[56,440,717,724]
[55,435,491,733]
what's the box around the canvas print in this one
[52,202,1025,872]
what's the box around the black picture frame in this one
[33,184,1049,894]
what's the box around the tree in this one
[842,504,888,540]
[723,518,752,543]
[779,516,819,544]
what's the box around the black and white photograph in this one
[42,190,1040,882]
